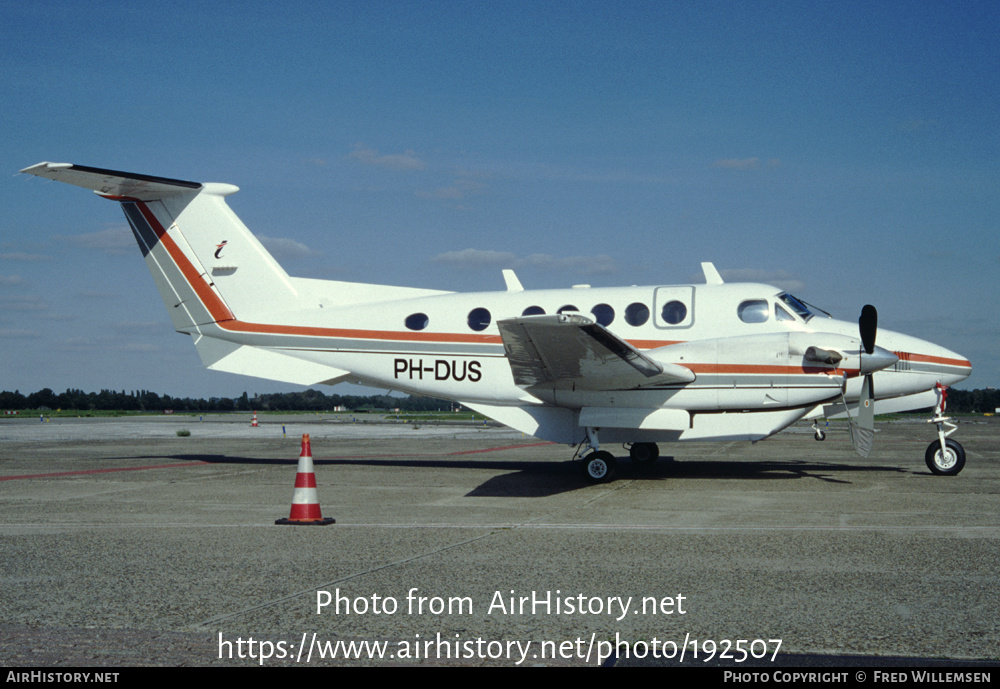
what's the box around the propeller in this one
[853,305,878,457]
[859,304,877,356]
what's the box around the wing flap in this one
[497,314,694,390]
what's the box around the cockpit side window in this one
[775,304,795,321]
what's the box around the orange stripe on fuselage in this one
[138,202,501,344]
[687,363,856,376]
[134,203,972,370]
[896,351,971,368]
[137,200,683,347]
[220,319,502,344]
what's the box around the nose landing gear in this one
[926,383,965,476]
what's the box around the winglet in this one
[701,262,724,285]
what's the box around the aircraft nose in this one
[921,342,971,387]
[944,352,972,386]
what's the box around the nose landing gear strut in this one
[925,383,965,476]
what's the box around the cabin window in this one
[404,313,429,331]
[467,307,491,331]
[661,300,687,325]
[590,303,615,326]
[522,306,545,316]
[624,302,650,326]
[557,305,579,314]
[738,300,769,323]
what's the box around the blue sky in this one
[2,1,997,398]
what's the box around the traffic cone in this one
[251,412,259,428]
[275,434,335,525]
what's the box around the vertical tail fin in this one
[20,162,300,331]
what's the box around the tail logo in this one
[214,240,228,259]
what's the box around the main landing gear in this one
[581,450,617,482]
[629,442,660,463]
[579,427,617,482]
[925,384,965,476]
[577,428,661,483]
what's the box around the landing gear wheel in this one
[814,429,826,441]
[925,438,965,476]
[582,451,617,483]
[629,442,659,464]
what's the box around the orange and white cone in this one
[275,434,335,525]
[250,412,259,428]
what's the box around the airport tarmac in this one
[1,414,997,666]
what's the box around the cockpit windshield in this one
[778,293,814,322]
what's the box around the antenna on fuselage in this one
[701,262,724,285]
[502,269,524,292]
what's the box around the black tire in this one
[925,438,965,476]
[629,442,659,463]
[581,451,617,483]
[814,430,826,441]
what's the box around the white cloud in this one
[348,143,425,171]
[432,249,618,276]
[0,252,50,261]
[712,158,780,170]
[62,227,135,255]
[0,295,48,311]
[258,235,320,261]
[432,249,516,266]
[120,342,162,353]
[519,253,618,275]
[416,178,486,200]
[0,274,25,286]
[719,268,805,293]
[0,328,41,338]
[110,320,168,331]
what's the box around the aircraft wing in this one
[497,314,695,390]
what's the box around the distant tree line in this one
[0,388,457,413]
[1,386,997,414]
[944,388,1000,414]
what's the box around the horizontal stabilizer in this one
[20,162,202,200]
[193,335,351,387]
[497,314,694,390]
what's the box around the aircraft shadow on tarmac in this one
[135,453,910,498]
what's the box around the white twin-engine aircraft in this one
[22,162,972,481]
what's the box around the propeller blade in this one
[852,374,875,458]
[859,304,877,355]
